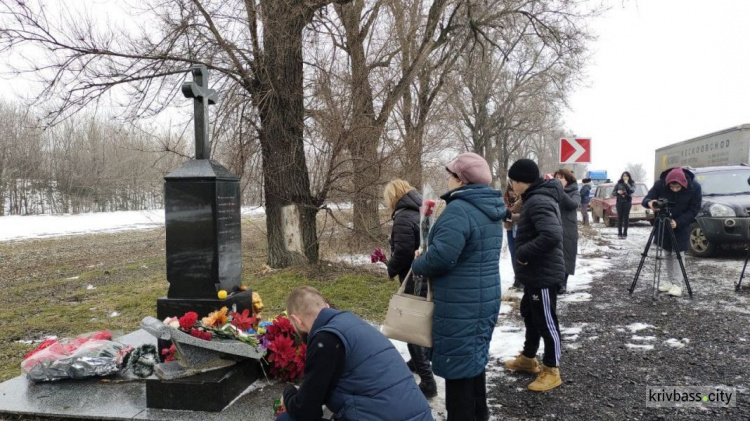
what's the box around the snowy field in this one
[0,207,266,242]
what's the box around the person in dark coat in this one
[382,179,436,398]
[642,167,702,296]
[504,158,565,392]
[613,171,636,239]
[279,286,433,421]
[579,178,592,226]
[412,152,504,421]
[554,169,580,294]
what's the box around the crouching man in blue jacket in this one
[278,286,433,421]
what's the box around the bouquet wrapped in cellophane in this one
[21,331,132,382]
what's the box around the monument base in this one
[156,289,254,320]
[146,359,261,412]
[156,290,254,359]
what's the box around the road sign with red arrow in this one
[559,138,591,164]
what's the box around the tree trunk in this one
[255,1,320,268]
[348,132,381,237]
[339,2,381,238]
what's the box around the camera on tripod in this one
[652,198,674,216]
[631,197,693,299]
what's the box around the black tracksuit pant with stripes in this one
[520,286,561,368]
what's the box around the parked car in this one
[590,182,653,227]
[580,179,610,204]
[686,165,750,257]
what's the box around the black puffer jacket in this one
[514,179,566,289]
[387,190,422,282]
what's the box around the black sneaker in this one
[419,380,438,399]
[558,285,567,295]
[406,359,416,373]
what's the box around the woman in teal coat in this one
[412,152,505,421]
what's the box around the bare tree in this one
[625,162,647,184]
[0,0,353,267]
[446,0,593,187]
[310,0,593,235]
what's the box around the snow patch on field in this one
[626,343,654,350]
[627,323,655,333]
[665,338,690,348]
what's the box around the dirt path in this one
[489,224,750,420]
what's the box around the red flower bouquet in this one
[161,295,306,381]
[259,315,306,381]
[163,306,261,348]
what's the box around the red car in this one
[590,182,654,227]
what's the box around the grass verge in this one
[0,216,394,382]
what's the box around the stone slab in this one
[154,359,236,380]
[0,330,283,420]
[0,374,285,420]
[141,316,264,362]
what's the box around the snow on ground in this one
[332,254,375,266]
[626,322,655,333]
[0,206,268,242]
[665,338,689,348]
[0,210,165,242]
[625,343,654,351]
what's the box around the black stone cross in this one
[182,65,218,160]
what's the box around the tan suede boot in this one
[504,354,541,374]
[528,365,562,391]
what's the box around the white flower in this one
[163,317,180,329]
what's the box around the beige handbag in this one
[381,271,433,348]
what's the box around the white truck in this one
[654,124,750,178]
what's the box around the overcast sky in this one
[564,0,750,184]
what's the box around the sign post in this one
[559,138,591,164]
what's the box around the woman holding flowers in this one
[412,152,505,421]
[382,179,437,398]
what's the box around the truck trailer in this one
[654,124,750,178]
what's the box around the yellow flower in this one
[258,327,266,335]
[202,306,229,327]
[217,290,227,299]
[252,291,264,312]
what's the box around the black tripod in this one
[737,247,750,292]
[629,211,693,300]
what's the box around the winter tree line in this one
[0,103,172,215]
[0,0,598,267]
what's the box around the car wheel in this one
[689,223,716,257]
[603,214,616,227]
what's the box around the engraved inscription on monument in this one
[216,182,241,292]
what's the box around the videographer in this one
[642,166,702,296]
